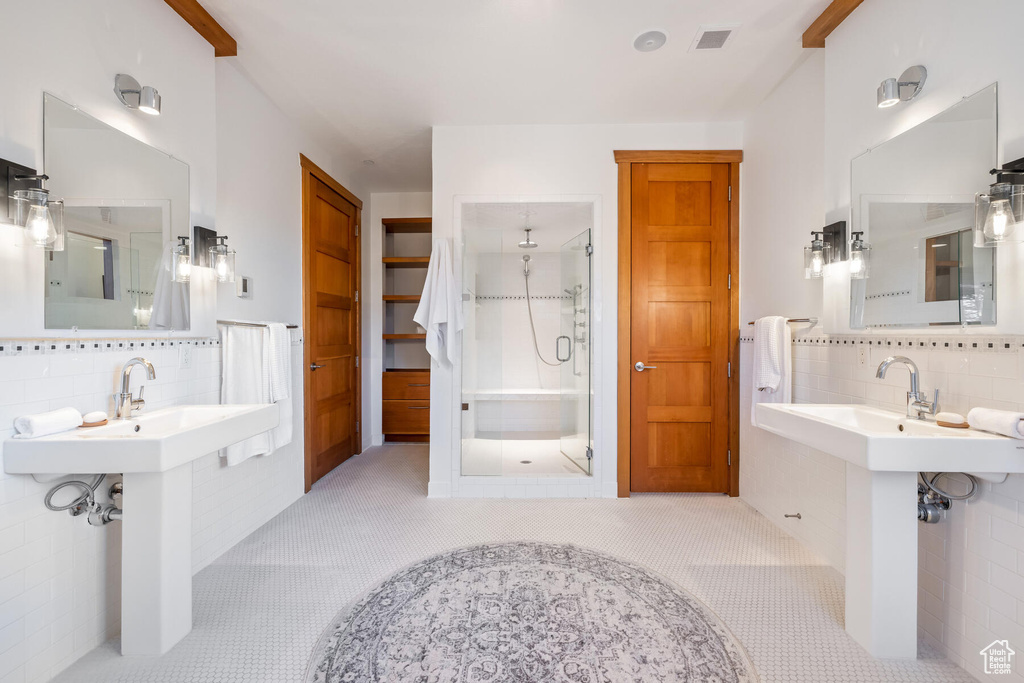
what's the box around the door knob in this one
[634,361,657,372]
[310,362,326,371]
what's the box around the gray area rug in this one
[306,542,757,682]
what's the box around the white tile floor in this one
[53,444,978,683]
[460,438,588,476]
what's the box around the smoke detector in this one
[633,30,668,53]
[689,24,740,52]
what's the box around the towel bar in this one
[746,317,818,326]
[217,320,298,329]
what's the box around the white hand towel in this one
[264,322,293,451]
[751,317,792,426]
[13,408,83,439]
[413,239,464,367]
[220,325,272,465]
[967,407,1024,439]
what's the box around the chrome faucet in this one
[875,355,938,420]
[115,357,156,419]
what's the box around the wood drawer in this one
[383,371,430,400]
[382,400,430,434]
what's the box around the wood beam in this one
[802,0,864,48]
[164,0,237,57]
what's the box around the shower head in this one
[518,228,538,249]
[522,254,531,276]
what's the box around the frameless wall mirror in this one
[43,93,190,330]
[850,84,997,328]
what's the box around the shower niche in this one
[460,202,594,477]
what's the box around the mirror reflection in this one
[850,84,997,328]
[43,94,190,330]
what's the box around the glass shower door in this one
[559,229,592,473]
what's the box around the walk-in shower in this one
[461,203,593,477]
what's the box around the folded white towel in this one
[220,325,272,465]
[967,407,1024,439]
[751,317,792,427]
[14,408,83,439]
[264,322,293,451]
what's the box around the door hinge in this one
[727,274,732,290]
[354,290,359,303]
[586,446,593,460]
[727,362,732,378]
[355,420,360,433]
[585,244,593,256]
[355,355,360,368]
[728,449,732,466]
[728,186,732,202]
[355,224,359,237]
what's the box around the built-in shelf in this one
[383,256,430,268]
[383,334,427,341]
[383,295,421,302]
[383,217,432,233]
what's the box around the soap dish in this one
[81,419,108,428]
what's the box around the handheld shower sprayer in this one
[522,254,531,276]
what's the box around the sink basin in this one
[754,403,1024,477]
[3,403,279,475]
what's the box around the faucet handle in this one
[137,386,145,401]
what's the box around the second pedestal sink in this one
[3,403,280,656]
[754,402,1023,660]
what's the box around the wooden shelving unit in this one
[382,217,432,442]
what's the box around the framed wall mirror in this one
[850,84,997,328]
[43,93,191,330]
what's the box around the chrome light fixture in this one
[12,174,64,251]
[877,65,927,109]
[115,74,161,115]
[849,231,871,279]
[172,236,191,283]
[210,235,235,283]
[975,156,1024,246]
[804,231,829,279]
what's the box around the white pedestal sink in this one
[3,404,279,656]
[755,403,1024,659]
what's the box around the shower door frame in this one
[614,150,742,498]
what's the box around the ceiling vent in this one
[689,25,739,51]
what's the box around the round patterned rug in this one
[306,542,756,683]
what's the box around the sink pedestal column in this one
[845,465,918,659]
[120,463,193,655]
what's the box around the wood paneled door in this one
[615,151,741,496]
[300,154,363,491]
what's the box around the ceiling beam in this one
[802,0,864,48]
[164,0,237,57]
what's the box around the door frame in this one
[614,150,742,498]
[299,153,363,492]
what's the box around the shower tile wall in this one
[0,335,304,683]
[740,333,1024,682]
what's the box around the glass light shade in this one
[984,199,1016,242]
[849,244,871,280]
[804,243,830,279]
[25,205,55,247]
[172,241,191,283]
[975,186,1024,246]
[211,247,235,283]
[13,189,64,251]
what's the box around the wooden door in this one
[301,155,362,490]
[629,163,731,492]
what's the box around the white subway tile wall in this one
[740,333,1024,682]
[0,334,304,683]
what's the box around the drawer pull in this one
[408,406,429,410]
[407,383,429,387]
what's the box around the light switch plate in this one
[236,275,253,299]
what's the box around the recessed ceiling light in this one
[362,159,375,166]
[633,30,667,53]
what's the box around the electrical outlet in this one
[178,344,193,369]
[858,346,868,366]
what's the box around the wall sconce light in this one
[975,156,1024,246]
[172,235,191,283]
[849,231,871,279]
[210,235,235,283]
[804,232,829,279]
[13,175,65,251]
[114,74,161,115]
[877,65,927,109]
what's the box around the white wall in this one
[365,192,432,449]
[430,122,744,498]
[0,3,359,681]
[740,1,1024,680]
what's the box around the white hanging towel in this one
[220,325,272,466]
[413,239,464,366]
[149,240,190,330]
[751,316,792,426]
[264,322,293,451]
